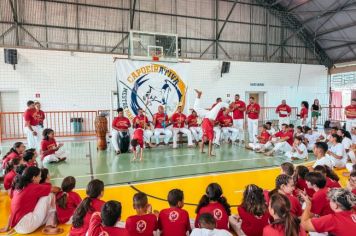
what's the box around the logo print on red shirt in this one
[136,220,147,233]
[351,214,356,223]
[169,210,180,222]
[213,209,223,220]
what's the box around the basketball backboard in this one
[129,30,178,62]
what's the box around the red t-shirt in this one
[326,177,341,188]
[194,202,229,231]
[33,110,45,125]
[286,193,303,217]
[41,138,57,160]
[276,104,291,118]
[295,178,315,197]
[275,130,294,146]
[263,224,307,236]
[4,169,16,190]
[218,114,233,127]
[88,213,129,236]
[231,100,246,119]
[300,107,308,119]
[311,211,356,235]
[112,117,131,130]
[187,115,199,128]
[23,108,37,126]
[69,198,105,236]
[2,151,20,169]
[311,188,333,216]
[171,113,187,128]
[10,183,52,227]
[352,189,356,195]
[133,128,144,142]
[133,115,149,129]
[237,206,269,236]
[158,207,191,236]
[246,103,260,119]
[153,113,169,129]
[56,191,82,224]
[345,105,356,119]
[259,131,271,144]
[125,214,158,236]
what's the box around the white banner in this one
[115,60,190,121]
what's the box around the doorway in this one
[245,91,266,107]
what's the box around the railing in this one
[0,107,348,142]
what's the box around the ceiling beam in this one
[288,0,313,12]
[317,21,356,37]
[324,42,356,51]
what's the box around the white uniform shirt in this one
[190,228,232,236]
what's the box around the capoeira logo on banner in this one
[117,61,188,120]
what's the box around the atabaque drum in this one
[95,116,108,150]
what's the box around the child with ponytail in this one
[41,128,67,164]
[56,176,81,224]
[195,183,231,231]
[263,193,306,236]
[69,179,105,236]
[3,158,22,191]
[1,142,25,170]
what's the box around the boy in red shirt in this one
[158,189,191,236]
[304,172,333,217]
[131,128,144,161]
[231,94,246,144]
[247,124,271,151]
[111,108,131,154]
[259,124,293,156]
[132,108,154,147]
[125,192,158,236]
[88,200,128,236]
[171,106,193,148]
[246,97,260,143]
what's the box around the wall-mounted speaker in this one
[4,49,17,70]
[221,61,230,77]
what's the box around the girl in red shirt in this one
[1,142,25,170]
[41,128,67,164]
[195,183,231,231]
[131,128,144,161]
[232,184,269,236]
[70,179,105,236]
[3,158,22,191]
[5,166,62,234]
[22,149,38,167]
[299,101,309,126]
[56,176,82,224]
[263,193,306,236]
[294,165,315,198]
[313,165,341,188]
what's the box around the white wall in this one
[0,48,328,112]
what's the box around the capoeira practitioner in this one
[171,106,194,149]
[275,100,291,130]
[231,94,246,144]
[153,105,172,146]
[218,108,238,144]
[193,89,229,156]
[132,108,154,148]
[187,110,202,144]
[247,124,271,151]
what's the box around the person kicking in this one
[193,89,229,156]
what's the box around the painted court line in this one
[52,156,277,180]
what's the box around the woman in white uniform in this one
[327,134,347,168]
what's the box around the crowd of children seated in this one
[1,159,356,235]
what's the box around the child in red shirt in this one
[3,158,22,191]
[263,193,307,236]
[41,128,67,164]
[56,176,82,224]
[70,179,105,236]
[158,189,191,236]
[314,165,341,188]
[195,183,231,231]
[22,149,38,167]
[1,142,25,169]
[294,165,315,198]
[299,101,309,126]
[131,128,144,161]
[88,201,128,236]
[125,192,158,236]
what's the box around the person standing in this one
[132,108,153,148]
[345,98,356,132]
[231,94,246,144]
[34,102,45,128]
[276,100,291,130]
[246,97,260,143]
[299,101,309,126]
[24,100,41,150]
[311,99,322,130]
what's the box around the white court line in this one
[52,156,277,181]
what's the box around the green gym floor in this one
[0,140,317,188]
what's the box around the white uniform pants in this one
[193,98,209,118]
[247,118,258,143]
[213,127,221,145]
[233,119,244,141]
[189,127,202,142]
[248,142,266,150]
[111,129,132,152]
[264,141,292,154]
[25,125,43,150]
[14,194,56,234]
[278,117,290,129]
[172,128,193,148]
[221,127,239,142]
[346,118,356,132]
[154,128,172,144]
[285,150,307,160]
[143,129,153,143]
[42,150,68,164]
